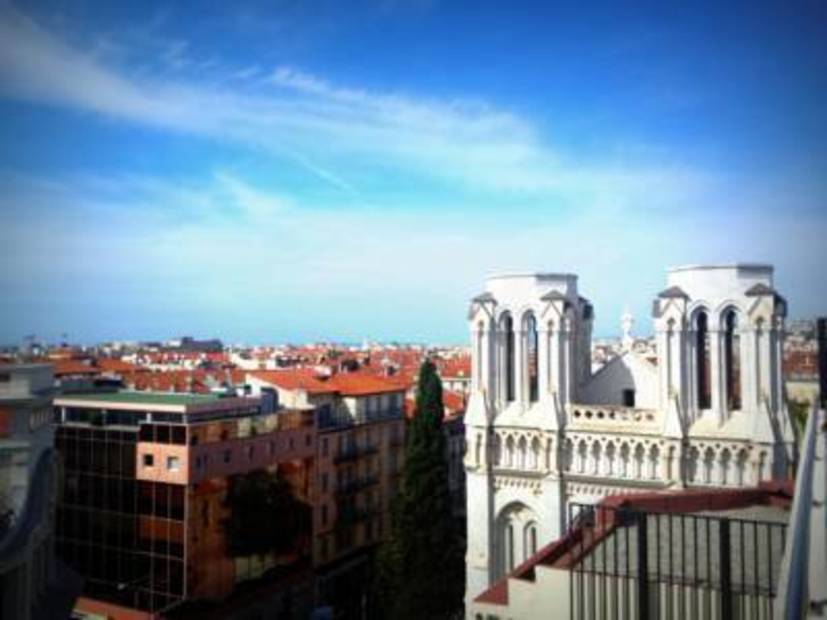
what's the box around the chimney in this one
[818,318,826,409]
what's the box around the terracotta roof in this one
[249,369,337,394]
[328,373,408,396]
[96,358,142,373]
[439,357,471,379]
[53,360,100,377]
[443,390,467,415]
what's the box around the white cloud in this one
[0,5,710,203]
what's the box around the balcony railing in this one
[333,444,379,464]
[318,407,403,431]
[335,475,379,497]
[566,501,787,620]
[568,404,658,426]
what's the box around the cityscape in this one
[2,2,826,620]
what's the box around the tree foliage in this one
[377,359,465,619]
[224,468,311,558]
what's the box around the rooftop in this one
[53,390,249,413]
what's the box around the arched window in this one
[529,437,541,470]
[506,523,515,571]
[735,449,748,486]
[505,435,515,468]
[723,310,741,411]
[525,522,538,558]
[591,442,602,475]
[720,449,732,485]
[577,440,588,473]
[501,313,515,402]
[695,311,711,409]
[703,448,715,484]
[605,442,616,475]
[687,447,700,483]
[525,313,539,402]
[475,321,484,387]
[619,444,630,477]
[634,444,645,478]
[517,436,527,469]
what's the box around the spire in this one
[621,307,635,350]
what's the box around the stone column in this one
[514,327,525,405]
[709,328,725,424]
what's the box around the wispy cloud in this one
[2,166,824,343]
[0,4,708,203]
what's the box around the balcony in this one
[333,444,379,464]
[319,408,404,431]
[335,475,379,497]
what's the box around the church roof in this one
[744,283,776,297]
[540,290,568,302]
[657,285,689,299]
[471,291,496,304]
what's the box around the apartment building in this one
[247,369,406,614]
[52,390,315,618]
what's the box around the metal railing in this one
[333,444,379,464]
[335,475,379,497]
[567,502,787,620]
[773,402,826,619]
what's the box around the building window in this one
[289,437,295,450]
[525,313,539,402]
[501,313,515,402]
[143,454,154,467]
[724,309,742,411]
[623,389,635,407]
[321,504,328,526]
[696,311,711,409]
[322,438,329,457]
[305,433,312,447]
[322,473,329,493]
[247,445,255,460]
[167,456,180,471]
[223,450,232,464]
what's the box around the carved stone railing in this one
[567,404,658,427]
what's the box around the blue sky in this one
[1,1,825,345]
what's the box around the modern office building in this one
[52,390,315,618]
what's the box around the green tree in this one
[377,360,465,619]
[224,468,311,558]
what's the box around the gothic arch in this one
[604,441,616,476]
[517,435,528,469]
[692,306,712,410]
[495,502,538,578]
[721,307,743,411]
[720,448,732,485]
[498,311,516,402]
[522,311,539,402]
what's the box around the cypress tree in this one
[377,359,465,619]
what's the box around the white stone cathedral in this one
[463,264,796,604]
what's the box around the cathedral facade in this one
[463,264,796,604]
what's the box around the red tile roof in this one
[250,368,407,397]
[53,360,100,377]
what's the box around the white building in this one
[0,364,81,619]
[463,264,796,608]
